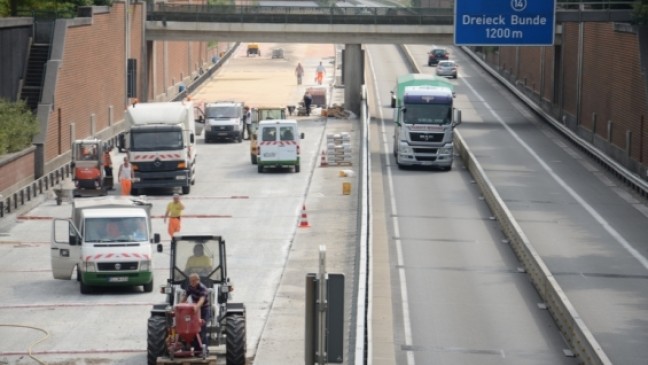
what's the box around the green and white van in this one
[256,119,304,173]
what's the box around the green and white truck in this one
[391,73,461,170]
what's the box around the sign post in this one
[454,0,556,46]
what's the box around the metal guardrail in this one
[148,2,636,25]
[454,134,613,365]
[148,4,454,25]
[0,163,71,218]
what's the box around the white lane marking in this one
[461,77,648,270]
[367,50,416,365]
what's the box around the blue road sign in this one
[454,0,556,46]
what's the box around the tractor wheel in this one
[225,314,246,365]
[147,315,167,365]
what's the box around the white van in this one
[256,119,304,173]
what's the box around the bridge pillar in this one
[343,44,363,116]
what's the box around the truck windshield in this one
[84,217,148,243]
[131,131,183,151]
[403,104,452,125]
[206,106,240,119]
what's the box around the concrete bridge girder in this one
[145,21,455,45]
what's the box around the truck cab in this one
[51,196,161,294]
[120,101,197,195]
[393,84,461,170]
[204,101,244,143]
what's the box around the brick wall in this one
[45,4,128,163]
[0,148,35,195]
[581,22,647,160]
[479,21,648,176]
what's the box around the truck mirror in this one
[196,116,204,124]
[154,233,161,243]
[117,133,125,151]
[390,91,396,108]
[157,243,163,253]
[453,109,462,127]
[190,134,195,144]
[300,132,305,139]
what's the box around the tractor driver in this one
[182,273,211,354]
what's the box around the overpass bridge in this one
[145,2,634,44]
[141,2,634,113]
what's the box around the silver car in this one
[436,60,458,79]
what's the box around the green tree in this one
[635,0,648,24]
[0,99,39,155]
[0,0,101,17]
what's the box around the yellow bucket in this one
[342,182,351,195]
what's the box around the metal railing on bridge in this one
[147,4,454,25]
[147,1,635,26]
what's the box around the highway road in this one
[0,42,359,365]
[365,42,648,365]
[1,39,647,365]
[366,44,579,365]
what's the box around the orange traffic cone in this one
[298,205,310,228]
[320,150,328,167]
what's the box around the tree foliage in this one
[634,0,648,25]
[0,0,109,17]
[0,99,39,155]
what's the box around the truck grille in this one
[97,262,139,271]
[136,160,179,172]
[212,125,234,131]
[409,132,444,143]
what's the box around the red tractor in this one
[147,235,246,365]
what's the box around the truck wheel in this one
[80,279,92,294]
[251,154,257,164]
[131,188,139,196]
[225,314,246,365]
[143,279,154,293]
[257,165,263,173]
[182,185,190,195]
[147,315,167,365]
[295,164,300,173]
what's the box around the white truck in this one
[391,73,461,170]
[51,196,161,294]
[118,101,198,195]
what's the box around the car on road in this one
[428,47,449,66]
[436,60,458,79]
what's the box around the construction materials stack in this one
[326,132,352,166]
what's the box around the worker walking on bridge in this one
[295,62,304,85]
[315,61,326,85]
